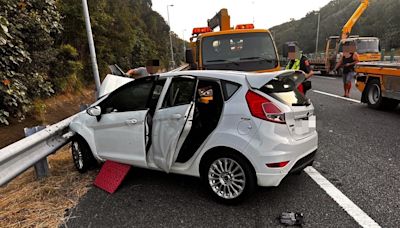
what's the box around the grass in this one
[0,146,95,228]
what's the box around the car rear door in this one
[89,77,156,167]
[151,76,197,172]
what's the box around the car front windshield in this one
[356,39,380,54]
[201,32,278,71]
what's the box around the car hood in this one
[246,70,305,89]
[99,74,133,97]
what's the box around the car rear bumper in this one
[256,149,317,187]
[246,127,318,187]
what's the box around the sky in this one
[152,0,332,41]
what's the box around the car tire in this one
[71,136,97,173]
[201,151,256,204]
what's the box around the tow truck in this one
[185,9,280,72]
[355,61,400,109]
[310,0,381,75]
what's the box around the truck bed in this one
[356,61,400,69]
[356,61,400,77]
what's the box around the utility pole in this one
[167,4,176,69]
[82,0,101,98]
[315,12,321,55]
[183,29,187,53]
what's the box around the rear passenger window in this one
[221,80,241,100]
[162,77,196,108]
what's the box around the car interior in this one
[175,79,224,163]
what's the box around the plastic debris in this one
[279,212,304,226]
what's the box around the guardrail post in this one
[390,48,395,62]
[24,126,49,179]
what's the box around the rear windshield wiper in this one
[206,59,240,66]
[240,56,276,63]
[292,100,311,107]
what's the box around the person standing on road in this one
[126,59,160,78]
[286,43,314,94]
[334,41,360,98]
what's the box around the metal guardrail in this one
[0,65,190,187]
[0,115,76,186]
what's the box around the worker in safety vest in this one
[286,44,314,94]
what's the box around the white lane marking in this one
[314,76,337,80]
[312,90,361,103]
[304,167,381,228]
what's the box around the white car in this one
[70,70,318,204]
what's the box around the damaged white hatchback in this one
[70,70,318,204]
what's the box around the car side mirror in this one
[87,106,102,117]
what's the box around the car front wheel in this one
[71,137,96,173]
[202,152,256,204]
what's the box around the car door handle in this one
[125,119,138,125]
[171,113,182,119]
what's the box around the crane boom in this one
[341,0,369,40]
[207,8,230,31]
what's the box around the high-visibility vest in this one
[286,58,301,70]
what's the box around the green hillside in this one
[0,0,185,124]
[270,0,400,54]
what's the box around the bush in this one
[50,44,84,93]
[0,0,62,124]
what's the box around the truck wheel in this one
[71,137,97,173]
[366,79,383,109]
[201,151,256,204]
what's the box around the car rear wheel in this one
[71,137,96,173]
[201,151,256,204]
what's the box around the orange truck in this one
[185,9,280,72]
[355,61,400,109]
[310,0,381,75]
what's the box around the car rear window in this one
[259,77,309,106]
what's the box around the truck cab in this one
[325,36,381,73]
[185,9,280,73]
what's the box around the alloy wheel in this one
[208,158,246,199]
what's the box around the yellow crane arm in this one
[208,8,230,31]
[341,0,369,40]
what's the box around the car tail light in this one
[266,161,289,168]
[245,90,285,124]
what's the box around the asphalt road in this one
[66,75,400,228]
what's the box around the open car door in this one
[152,76,197,172]
[89,77,157,167]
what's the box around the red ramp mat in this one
[94,161,131,193]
